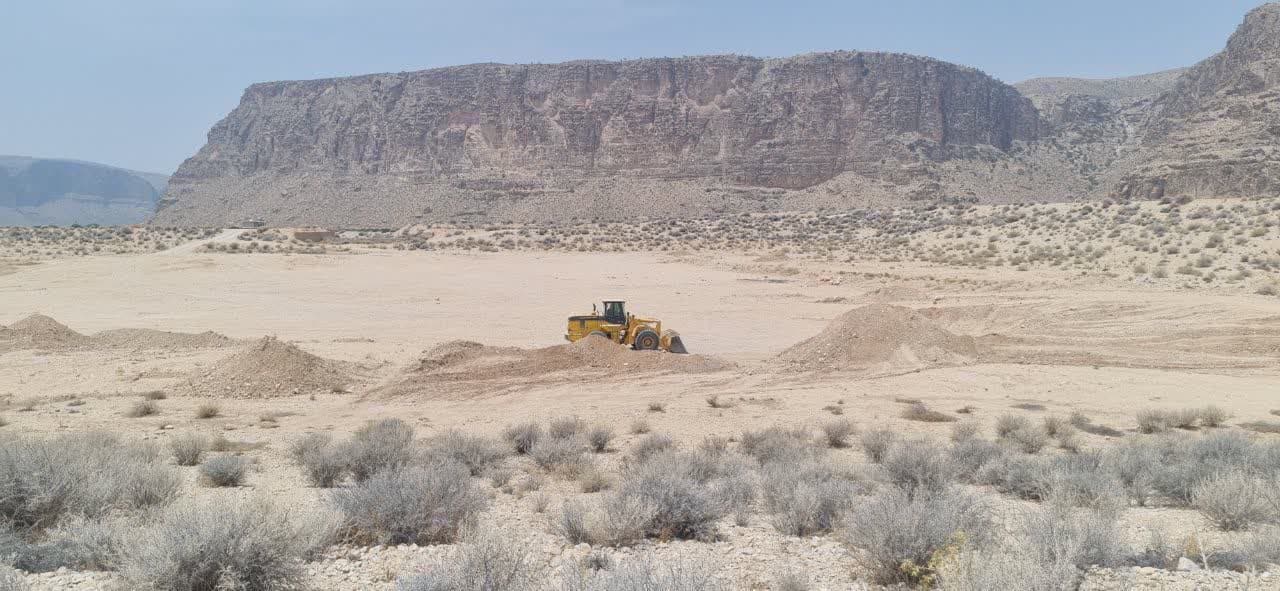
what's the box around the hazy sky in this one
[0,0,1267,174]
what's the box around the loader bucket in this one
[661,330,687,354]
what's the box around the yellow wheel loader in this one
[564,300,687,353]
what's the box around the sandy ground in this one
[3,237,1280,589]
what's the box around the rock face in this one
[0,156,166,226]
[156,52,1043,226]
[155,3,1280,227]
[1115,3,1280,199]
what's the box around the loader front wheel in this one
[633,330,660,351]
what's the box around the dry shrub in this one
[994,414,1031,438]
[587,426,614,453]
[883,439,957,499]
[194,404,220,419]
[199,456,247,487]
[860,428,896,464]
[345,418,416,482]
[501,422,543,455]
[428,430,510,476]
[397,529,541,591]
[820,419,854,449]
[843,488,989,585]
[169,433,207,467]
[125,400,158,418]
[333,460,487,545]
[120,497,334,591]
[1192,470,1277,531]
[0,432,179,534]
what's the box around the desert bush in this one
[761,459,860,536]
[1042,416,1070,438]
[333,460,487,545]
[772,570,810,591]
[169,433,207,467]
[843,488,990,585]
[579,464,612,493]
[608,452,732,542]
[820,419,854,448]
[1038,454,1125,512]
[125,400,158,418]
[705,395,731,409]
[883,439,957,499]
[647,402,666,413]
[119,498,333,591]
[530,437,588,475]
[199,456,247,487]
[143,391,167,400]
[629,419,651,434]
[1136,409,1175,433]
[859,428,896,464]
[630,434,675,463]
[502,422,543,455]
[950,421,980,443]
[1106,440,1159,506]
[194,404,220,419]
[1198,405,1230,428]
[345,418,416,482]
[553,500,595,544]
[1192,470,1276,531]
[901,403,956,423]
[548,416,587,440]
[562,556,726,591]
[397,529,540,591]
[949,439,1005,483]
[299,443,348,488]
[1003,425,1051,454]
[1226,525,1280,570]
[587,426,614,453]
[0,563,25,591]
[740,426,815,464]
[0,432,179,533]
[428,430,509,476]
[0,517,128,573]
[994,414,1031,438]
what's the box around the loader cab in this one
[602,300,627,324]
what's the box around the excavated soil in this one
[0,314,92,351]
[375,335,733,397]
[777,303,980,373]
[0,314,238,353]
[182,336,356,398]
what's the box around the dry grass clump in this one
[843,488,989,585]
[396,529,541,591]
[119,498,333,591]
[142,391,167,401]
[1000,424,1050,454]
[882,440,958,499]
[950,421,980,443]
[427,430,510,477]
[345,418,416,482]
[1240,421,1280,434]
[705,395,732,409]
[587,426,614,453]
[629,419,651,435]
[820,419,854,448]
[629,434,675,464]
[646,402,666,413]
[0,432,179,534]
[194,403,220,419]
[860,428,897,464]
[125,400,159,418]
[502,422,543,455]
[529,437,589,476]
[169,433,207,467]
[994,414,1031,438]
[1191,470,1277,531]
[1137,407,1217,433]
[761,457,865,536]
[901,402,957,423]
[334,459,487,545]
[199,455,248,487]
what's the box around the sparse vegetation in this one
[199,455,248,487]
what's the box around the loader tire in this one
[633,330,660,351]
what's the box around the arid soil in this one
[3,207,1280,590]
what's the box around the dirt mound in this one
[864,286,931,303]
[183,336,354,398]
[92,328,237,350]
[0,314,91,351]
[778,304,979,372]
[377,335,732,397]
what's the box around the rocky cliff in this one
[155,52,1046,226]
[1115,2,1280,199]
[0,156,164,226]
[154,3,1280,227]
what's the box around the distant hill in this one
[0,156,169,226]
